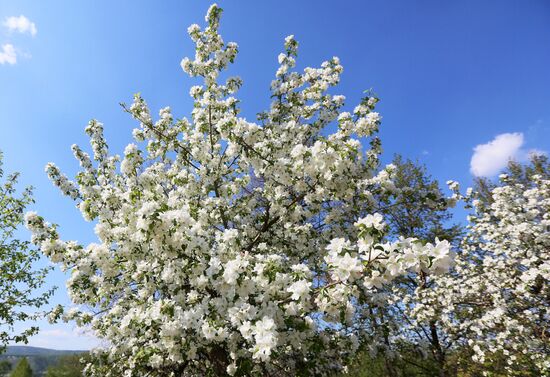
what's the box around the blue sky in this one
[1,1,549,350]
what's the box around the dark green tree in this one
[356,155,464,377]
[9,358,32,377]
[0,360,12,375]
[0,152,54,353]
[381,155,463,244]
[45,354,89,377]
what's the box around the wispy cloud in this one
[25,325,100,350]
[37,329,73,337]
[0,43,17,65]
[470,132,547,177]
[3,15,37,36]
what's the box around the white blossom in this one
[25,4,454,376]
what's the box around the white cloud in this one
[0,43,17,65]
[470,133,524,177]
[3,15,37,36]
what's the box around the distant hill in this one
[3,345,85,356]
[1,346,88,376]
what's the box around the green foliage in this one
[0,152,54,352]
[382,155,463,245]
[342,347,451,377]
[343,351,388,377]
[343,347,542,377]
[0,360,11,375]
[44,354,89,377]
[9,358,32,377]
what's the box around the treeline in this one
[0,354,88,377]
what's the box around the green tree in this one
[0,360,12,375]
[9,358,32,377]
[356,155,464,377]
[0,152,54,352]
[382,155,463,244]
[45,354,89,377]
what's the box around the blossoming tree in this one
[25,5,452,376]
[414,157,550,375]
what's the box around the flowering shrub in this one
[25,4,452,376]
[412,161,550,375]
